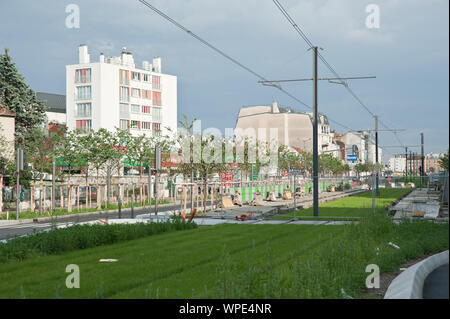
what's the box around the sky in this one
[0,0,448,163]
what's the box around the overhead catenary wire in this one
[272,0,407,149]
[136,0,357,133]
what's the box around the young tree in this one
[24,126,57,213]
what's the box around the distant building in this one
[388,155,406,173]
[234,101,339,156]
[66,45,177,137]
[387,153,445,175]
[335,131,382,165]
[36,92,66,131]
[0,104,15,161]
[425,153,445,173]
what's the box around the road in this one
[0,202,191,241]
[423,263,449,299]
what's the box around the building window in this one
[132,88,140,98]
[76,86,92,100]
[142,105,151,114]
[142,89,151,99]
[152,123,161,136]
[130,120,140,130]
[76,103,92,117]
[142,121,151,130]
[75,69,91,83]
[152,76,161,90]
[143,74,150,82]
[120,69,129,85]
[131,104,140,113]
[152,91,161,106]
[120,119,129,130]
[76,120,92,132]
[120,103,129,119]
[120,86,129,102]
[152,107,162,122]
[131,72,141,81]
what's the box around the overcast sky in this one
[0,0,448,162]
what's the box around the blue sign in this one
[347,154,358,162]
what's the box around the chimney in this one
[78,45,90,64]
[152,57,161,73]
[99,53,104,63]
[271,101,280,113]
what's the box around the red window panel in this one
[152,91,161,106]
[152,76,161,90]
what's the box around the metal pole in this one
[372,172,376,215]
[154,170,158,215]
[148,168,152,210]
[405,147,408,182]
[191,164,194,214]
[312,46,319,218]
[52,159,56,215]
[375,115,379,196]
[130,192,134,218]
[118,195,122,219]
[16,149,20,220]
[293,172,297,220]
[409,151,413,181]
[421,132,424,187]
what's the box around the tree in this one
[439,151,449,171]
[0,49,47,146]
[52,130,83,212]
[24,126,59,213]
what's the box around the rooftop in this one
[0,104,16,117]
[36,92,66,114]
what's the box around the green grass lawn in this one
[0,214,447,299]
[272,188,411,219]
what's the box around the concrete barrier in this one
[384,250,449,299]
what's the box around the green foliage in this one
[208,217,448,298]
[439,151,449,171]
[0,220,197,263]
[0,48,47,146]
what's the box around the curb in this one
[384,250,449,299]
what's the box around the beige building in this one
[0,104,16,161]
[234,101,338,155]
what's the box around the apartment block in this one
[66,45,177,137]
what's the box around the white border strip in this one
[384,250,449,299]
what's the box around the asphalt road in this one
[0,202,193,241]
[423,263,449,299]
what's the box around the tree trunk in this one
[39,178,44,214]
[67,175,72,213]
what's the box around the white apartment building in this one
[66,45,177,137]
[388,155,406,173]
